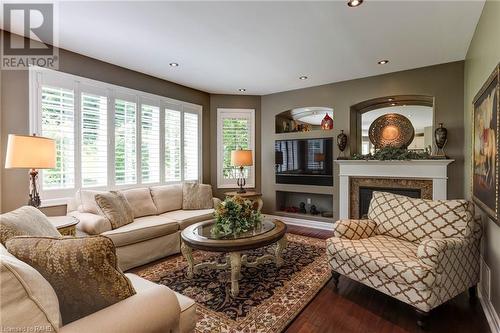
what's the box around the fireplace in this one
[336,160,453,219]
[349,177,433,219]
[358,186,421,219]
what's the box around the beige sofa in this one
[0,206,196,333]
[67,184,221,271]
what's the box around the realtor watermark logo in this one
[1,2,59,70]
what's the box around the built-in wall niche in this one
[350,95,435,155]
[275,191,334,222]
[275,107,333,134]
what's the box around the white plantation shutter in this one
[141,104,160,183]
[41,86,75,189]
[183,112,199,181]
[217,109,255,188]
[165,109,181,182]
[31,68,202,201]
[81,92,108,187]
[115,99,137,185]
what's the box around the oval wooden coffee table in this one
[180,218,287,297]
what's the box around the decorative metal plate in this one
[368,113,415,149]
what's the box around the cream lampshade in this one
[230,149,253,193]
[5,134,56,207]
[230,149,253,167]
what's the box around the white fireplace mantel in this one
[335,159,454,219]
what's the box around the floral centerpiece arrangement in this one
[212,196,262,236]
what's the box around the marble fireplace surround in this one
[336,160,454,219]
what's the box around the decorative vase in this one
[337,130,348,159]
[434,123,448,158]
[321,113,333,130]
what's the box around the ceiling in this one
[5,1,485,95]
[361,105,433,133]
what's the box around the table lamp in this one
[230,149,253,193]
[5,134,56,207]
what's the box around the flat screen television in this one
[275,138,333,186]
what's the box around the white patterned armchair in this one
[326,192,481,328]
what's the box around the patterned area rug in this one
[136,233,330,333]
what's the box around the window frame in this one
[216,108,255,189]
[29,67,203,205]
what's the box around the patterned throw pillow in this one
[5,236,136,325]
[0,206,61,245]
[368,191,473,243]
[182,182,213,210]
[95,191,134,229]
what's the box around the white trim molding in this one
[216,108,256,189]
[335,159,454,219]
[263,214,334,231]
[479,287,500,333]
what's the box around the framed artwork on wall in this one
[472,63,499,223]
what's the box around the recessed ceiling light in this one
[378,60,389,65]
[169,62,179,67]
[238,88,246,92]
[391,103,396,106]
[299,76,308,80]
[388,98,394,102]
[347,0,363,7]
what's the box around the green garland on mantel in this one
[351,147,431,161]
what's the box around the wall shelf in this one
[274,183,334,195]
[273,130,334,141]
[273,211,334,223]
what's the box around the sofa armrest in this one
[333,219,377,240]
[60,283,181,333]
[213,197,222,209]
[68,211,111,235]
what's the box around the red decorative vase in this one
[321,113,333,130]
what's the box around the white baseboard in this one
[479,286,500,333]
[264,214,334,231]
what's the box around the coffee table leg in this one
[275,235,288,267]
[181,241,194,279]
[230,252,241,297]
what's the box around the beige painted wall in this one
[464,0,500,318]
[1,35,211,214]
[261,61,465,216]
[209,94,262,198]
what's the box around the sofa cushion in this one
[327,235,436,290]
[121,188,158,218]
[78,189,107,214]
[161,209,214,229]
[182,182,213,210]
[0,206,60,245]
[95,191,135,229]
[101,216,179,247]
[5,236,136,325]
[150,184,183,214]
[0,244,62,331]
[368,191,474,243]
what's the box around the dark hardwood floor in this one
[284,225,491,333]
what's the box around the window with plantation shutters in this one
[165,109,181,182]
[81,92,108,187]
[184,111,199,181]
[115,99,137,185]
[217,108,255,188]
[141,104,160,183]
[31,67,202,204]
[40,86,75,190]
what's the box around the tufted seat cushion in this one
[102,216,179,247]
[328,235,436,290]
[160,209,214,229]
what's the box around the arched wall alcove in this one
[349,95,435,155]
